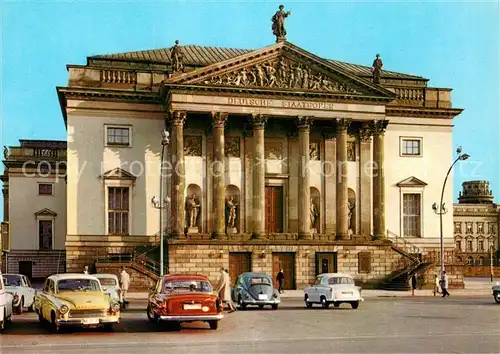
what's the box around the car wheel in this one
[351,301,359,309]
[208,320,218,330]
[146,305,155,322]
[29,302,35,312]
[38,311,44,324]
[164,321,181,331]
[0,310,5,333]
[271,304,278,310]
[16,298,23,315]
[321,297,330,309]
[51,311,60,333]
[304,295,313,308]
[238,296,247,310]
[333,302,340,308]
[494,292,500,304]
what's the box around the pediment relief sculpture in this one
[202,56,360,94]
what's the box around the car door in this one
[310,276,322,302]
[231,276,240,302]
[22,276,35,306]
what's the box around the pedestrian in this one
[276,269,285,294]
[119,266,131,306]
[83,265,89,274]
[433,274,441,296]
[411,274,417,296]
[441,271,450,298]
[216,268,236,313]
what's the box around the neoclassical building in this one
[57,40,464,288]
[454,181,499,271]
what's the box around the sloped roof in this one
[89,45,426,81]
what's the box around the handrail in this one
[386,230,421,260]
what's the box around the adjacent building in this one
[453,181,499,274]
[1,140,67,278]
[56,40,464,288]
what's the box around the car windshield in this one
[57,279,102,292]
[3,275,22,286]
[163,280,212,293]
[328,277,354,285]
[247,276,271,286]
[97,278,118,286]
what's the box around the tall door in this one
[39,220,53,250]
[315,252,338,275]
[265,186,283,233]
[229,253,251,286]
[19,261,33,280]
[272,253,295,289]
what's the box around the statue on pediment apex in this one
[272,5,291,42]
[170,40,184,73]
[371,54,383,84]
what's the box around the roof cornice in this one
[386,106,463,119]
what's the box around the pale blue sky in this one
[1,1,499,209]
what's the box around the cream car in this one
[304,273,363,309]
[35,273,121,332]
[3,274,36,313]
[0,272,14,333]
[94,274,121,305]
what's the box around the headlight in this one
[111,302,120,313]
[59,305,69,315]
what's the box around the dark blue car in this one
[231,272,280,310]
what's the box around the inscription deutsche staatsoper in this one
[227,97,335,110]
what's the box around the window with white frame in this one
[477,222,484,234]
[477,239,484,252]
[400,138,422,156]
[489,222,496,235]
[454,222,462,234]
[466,239,473,251]
[403,193,421,237]
[108,187,130,235]
[477,257,484,266]
[105,126,131,147]
[466,222,473,234]
[455,240,461,251]
[467,256,474,266]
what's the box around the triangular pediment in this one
[35,208,57,217]
[397,176,428,187]
[167,42,394,99]
[100,167,136,180]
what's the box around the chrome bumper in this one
[159,314,224,322]
[242,299,281,305]
[56,316,120,326]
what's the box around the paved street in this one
[1,296,498,353]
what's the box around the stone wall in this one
[460,266,500,278]
[4,250,66,279]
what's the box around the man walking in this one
[411,274,418,296]
[433,274,441,296]
[441,271,450,298]
[216,268,236,312]
[119,266,131,306]
[276,269,285,294]
[83,265,89,274]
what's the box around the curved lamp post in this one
[151,129,170,276]
[432,146,469,286]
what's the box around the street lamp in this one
[491,245,495,283]
[151,129,170,276]
[433,146,469,287]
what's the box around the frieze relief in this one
[203,56,359,94]
[184,136,202,156]
[225,137,241,158]
[347,141,356,161]
[309,142,320,160]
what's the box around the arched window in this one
[477,257,485,266]
[467,256,474,266]
[456,256,463,264]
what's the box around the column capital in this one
[297,116,314,130]
[211,112,228,129]
[251,114,268,129]
[369,119,389,136]
[358,123,373,142]
[335,118,352,132]
[169,110,187,126]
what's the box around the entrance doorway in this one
[272,252,295,289]
[229,252,251,286]
[315,252,338,275]
[265,186,283,233]
[19,261,33,280]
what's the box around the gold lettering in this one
[227,97,334,110]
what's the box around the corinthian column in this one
[169,110,186,238]
[371,120,389,239]
[252,114,267,239]
[358,123,373,238]
[298,116,313,240]
[335,118,351,240]
[211,112,228,239]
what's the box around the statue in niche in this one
[310,197,319,230]
[309,143,319,160]
[170,40,184,73]
[185,194,200,229]
[271,5,291,42]
[226,196,238,230]
[348,200,355,232]
[371,54,383,84]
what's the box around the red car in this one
[146,274,223,330]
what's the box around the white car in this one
[94,274,122,305]
[2,274,36,313]
[0,272,14,333]
[304,273,363,309]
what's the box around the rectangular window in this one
[455,241,461,251]
[358,252,371,273]
[477,222,484,234]
[106,126,131,147]
[478,239,484,252]
[403,193,421,237]
[38,183,53,195]
[108,187,129,235]
[467,240,473,251]
[454,222,462,234]
[466,222,473,234]
[39,220,53,250]
[401,138,422,156]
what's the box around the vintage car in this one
[304,273,363,309]
[492,283,500,303]
[147,274,223,330]
[0,272,14,333]
[3,273,36,313]
[94,274,122,306]
[34,273,121,332]
[231,272,280,310]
